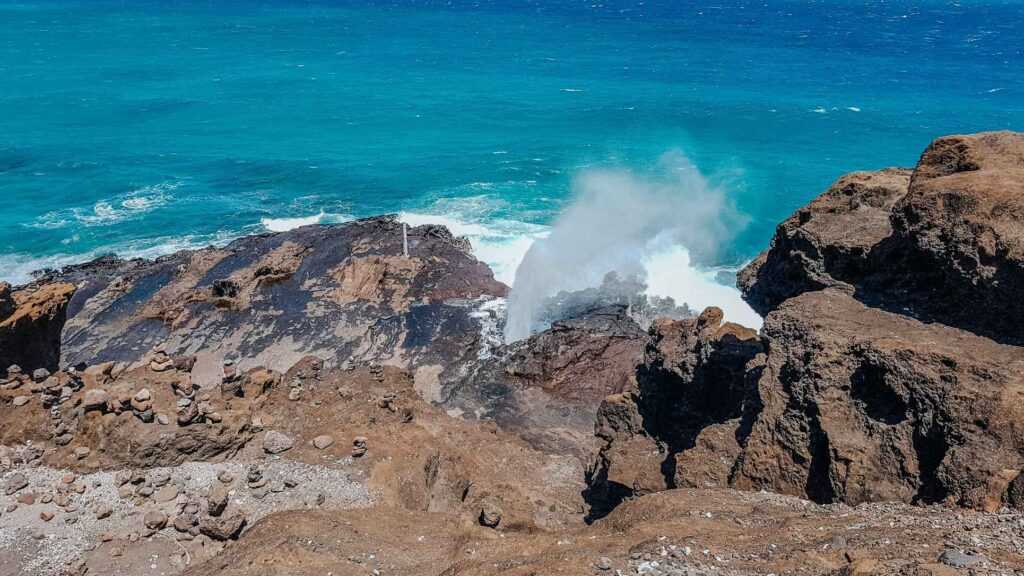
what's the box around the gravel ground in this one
[0,457,370,576]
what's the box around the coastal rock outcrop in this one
[734,289,1024,510]
[26,215,506,386]
[586,307,762,518]
[591,131,1024,515]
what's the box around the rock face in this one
[741,131,1024,345]
[586,307,762,518]
[734,289,1024,510]
[26,215,506,383]
[0,281,76,372]
[450,305,648,456]
[591,131,1024,515]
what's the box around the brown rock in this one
[312,435,334,450]
[208,483,229,517]
[199,513,247,541]
[0,282,75,374]
[143,511,168,530]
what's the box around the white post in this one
[402,223,409,257]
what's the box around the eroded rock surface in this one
[27,215,506,384]
[449,305,648,457]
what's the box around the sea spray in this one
[504,151,755,342]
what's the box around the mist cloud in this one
[504,151,750,342]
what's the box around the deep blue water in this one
[1,0,1022,290]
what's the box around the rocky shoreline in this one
[2,132,1024,575]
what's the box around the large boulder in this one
[737,168,911,314]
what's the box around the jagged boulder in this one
[737,168,911,314]
[450,305,648,456]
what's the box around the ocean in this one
[2,0,1021,327]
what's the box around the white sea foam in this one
[503,151,761,342]
[0,232,236,286]
[398,206,548,286]
[30,181,179,229]
[260,210,352,232]
[642,243,762,329]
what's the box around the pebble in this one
[312,435,334,450]
[143,511,168,530]
[263,431,294,454]
[351,436,368,458]
[4,472,29,495]
[939,550,985,568]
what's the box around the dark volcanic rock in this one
[740,131,1024,345]
[0,282,76,372]
[30,216,506,384]
[449,305,648,456]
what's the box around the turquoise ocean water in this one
[1,0,1022,321]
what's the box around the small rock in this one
[32,368,51,382]
[156,413,170,425]
[62,472,77,484]
[217,471,235,484]
[40,511,55,522]
[73,447,91,460]
[287,388,302,401]
[82,389,110,412]
[12,395,30,407]
[939,550,985,568]
[94,503,113,520]
[208,484,229,517]
[155,485,179,503]
[351,436,368,458]
[479,499,502,528]
[4,473,28,495]
[133,388,152,402]
[595,557,612,571]
[312,435,334,450]
[263,431,294,454]
[199,513,247,541]
[143,511,168,530]
[16,492,35,505]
